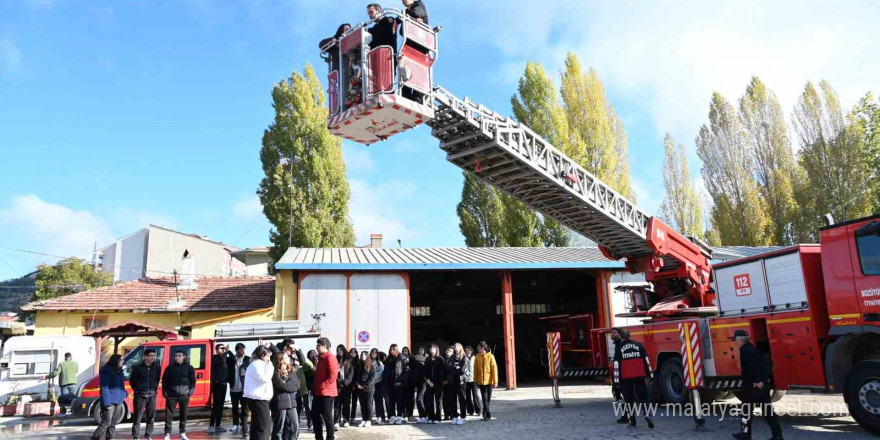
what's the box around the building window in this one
[12,350,53,377]
[411,306,431,317]
[83,315,108,331]
[495,304,551,315]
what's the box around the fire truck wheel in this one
[845,361,880,435]
[658,358,687,404]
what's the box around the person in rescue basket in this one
[412,346,428,423]
[312,337,340,440]
[271,355,301,440]
[612,328,654,430]
[391,344,411,424]
[425,344,444,424]
[356,351,376,427]
[245,346,275,440]
[402,0,428,24]
[609,328,627,424]
[449,343,468,425]
[370,349,386,424]
[92,354,125,440]
[401,346,416,421]
[318,23,351,73]
[367,4,397,51]
[229,344,251,438]
[343,347,360,427]
[473,341,498,421]
[333,345,347,427]
[209,344,230,433]
[163,350,196,440]
[442,346,455,421]
[732,329,783,440]
[464,345,481,418]
[131,348,161,440]
[383,346,399,423]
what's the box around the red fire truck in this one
[321,7,880,434]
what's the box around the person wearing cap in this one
[612,328,654,429]
[732,329,783,440]
[208,344,230,433]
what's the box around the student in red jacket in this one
[311,338,339,440]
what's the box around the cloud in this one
[348,179,420,246]
[342,145,375,173]
[231,194,263,221]
[0,39,22,76]
[0,195,113,261]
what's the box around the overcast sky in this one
[1,0,878,280]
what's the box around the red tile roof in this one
[21,276,275,312]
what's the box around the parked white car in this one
[0,335,97,401]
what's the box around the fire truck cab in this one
[321,8,437,145]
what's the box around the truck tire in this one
[91,402,127,425]
[658,358,687,404]
[844,361,880,436]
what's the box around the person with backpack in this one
[92,354,125,440]
[473,341,498,421]
[162,350,196,440]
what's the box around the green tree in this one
[853,92,880,212]
[793,81,874,232]
[258,64,355,262]
[510,61,570,247]
[697,92,771,246]
[739,77,803,244]
[560,53,634,200]
[34,258,111,301]
[458,172,506,247]
[659,134,703,237]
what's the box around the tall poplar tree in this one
[560,53,635,200]
[458,172,506,247]
[853,92,880,212]
[739,77,803,244]
[793,81,874,232]
[659,134,703,237]
[697,93,771,246]
[258,64,355,262]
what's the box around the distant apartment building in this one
[95,225,270,281]
[231,247,274,276]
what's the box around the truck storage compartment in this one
[714,247,814,316]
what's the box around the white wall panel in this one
[299,274,348,349]
[351,274,408,352]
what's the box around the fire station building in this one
[273,239,764,387]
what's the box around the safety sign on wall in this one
[355,330,373,351]
[734,274,752,296]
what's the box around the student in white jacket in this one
[244,346,275,440]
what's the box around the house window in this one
[83,316,108,331]
[495,304,551,315]
[411,306,431,317]
[12,350,54,377]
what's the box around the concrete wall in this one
[145,226,236,278]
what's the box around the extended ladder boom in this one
[427,87,714,309]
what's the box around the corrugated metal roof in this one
[276,247,624,271]
[712,246,783,261]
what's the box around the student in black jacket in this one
[442,346,455,421]
[449,343,468,425]
[209,344,230,433]
[424,344,444,424]
[344,348,361,427]
[228,343,251,436]
[733,330,782,440]
[383,346,398,423]
[130,348,160,440]
[271,354,301,440]
[162,350,196,438]
[411,346,428,422]
[401,346,416,420]
[355,351,376,427]
[391,345,410,424]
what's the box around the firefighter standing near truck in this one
[732,329,783,440]
[612,328,654,429]
[609,328,627,424]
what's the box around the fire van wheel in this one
[845,361,880,436]
[658,358,687,404]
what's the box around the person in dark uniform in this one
[402,0,428,24]
[732,329,783,440]
[367,4,397,51]
[612,328,654,429]
[609,328,627,424]
[319,23,352,73]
